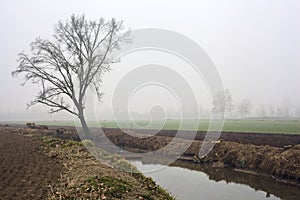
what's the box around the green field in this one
[5,119,300,134]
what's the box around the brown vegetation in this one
[41,136,174,200]
[204,141,300,181]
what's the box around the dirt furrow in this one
[0,129,62,200]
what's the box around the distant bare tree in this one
[277,100,292,117]
[257,105,266,117]
[12,14,130,137]
[294,104,300,118]
[211,89,234,119]
[268,105,275,117]
[237,99,252,119]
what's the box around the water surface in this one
[131,160,299,200]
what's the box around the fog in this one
[1,0,300,121]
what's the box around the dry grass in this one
[201,141,300,181]
[35,135,174,200]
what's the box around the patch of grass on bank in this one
[82,176,132,199]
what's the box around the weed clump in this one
[80,176,132,199]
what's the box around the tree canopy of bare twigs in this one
[211,89,234,119]
[12,14,131,136]
[237,98,252,119]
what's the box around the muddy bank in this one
[196,141,300,182]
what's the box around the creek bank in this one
[101,129,300,183]
[187,141,300,182]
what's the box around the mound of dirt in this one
[154,129,300,147]
[205,141,300,181]
[183,140,300,182]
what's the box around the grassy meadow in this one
[5,118,300,134]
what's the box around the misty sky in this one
[0,0,299,121]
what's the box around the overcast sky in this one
[0,0,299,121]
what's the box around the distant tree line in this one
[211,89,252,119]
[210,89,300,119]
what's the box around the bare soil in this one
[0,126,174,200]
[106,128,300,147]
[155,129,300,147]
[0,128,62,200]
[9,124,300,147]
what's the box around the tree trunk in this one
[78,107,92,140]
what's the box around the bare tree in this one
[237,99,252,119]
[257,104,266,118]
[268,105,275,117]
[12,14,130,138]
[277,100,292,117]
[294,103,300,118]
[211,89,234,119]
